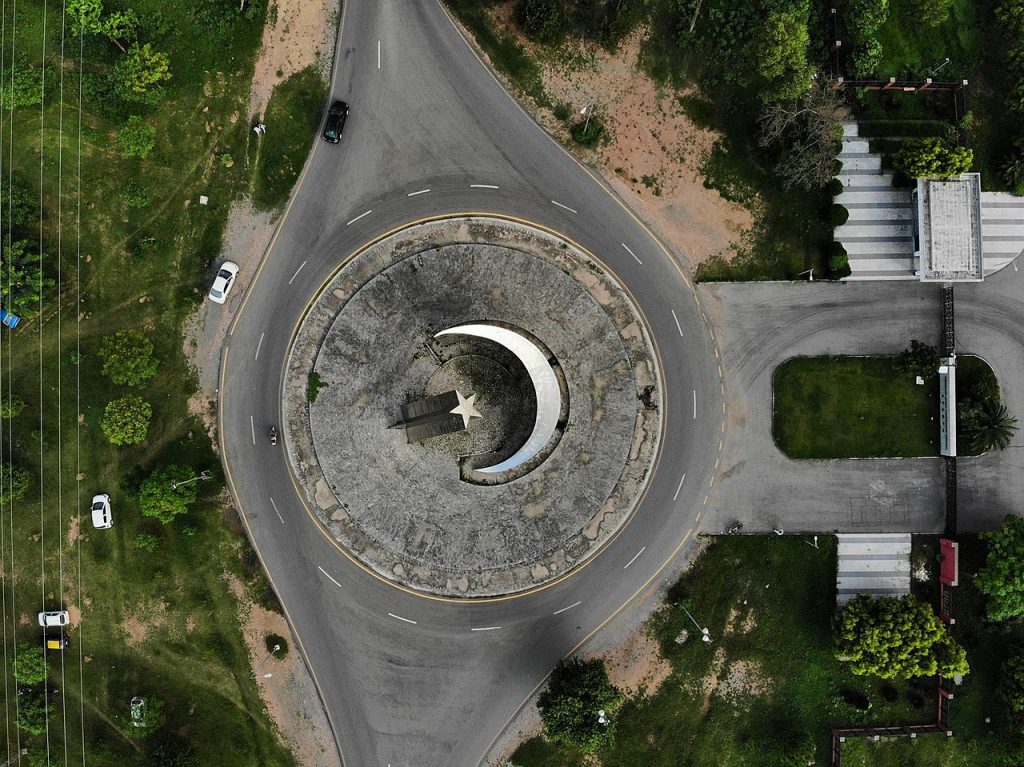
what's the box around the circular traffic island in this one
[284,217,661,597]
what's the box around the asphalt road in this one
[217,2,724,765]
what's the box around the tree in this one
[0,397,25,419]
[759,83,848,190]
[13,643,47,686]
[138,465,198,524]
[1,239,55,318]
[976,515,1024,620]
[101,394,152,446]
[893,138,973,179]
[1,181,38,228]
[1000,654,1024,720]
[894,339,940,380]
[16,692,49,736]
[111,44,171,103]
[537,658,622,752]
[753,10,813,102]
[66,0,103,35]
[834,594,969,679]
[966,399,1018,453]
[99,330,158,386]
[101,9,139,52]
[0,463,31,505]
[904,0,953,26]
[117,116,157,159]
[0,67,55,109]
[513,0,568,43]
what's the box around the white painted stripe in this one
[671,309,683,336]
[673,473,686,501]
[377,40,381,69]
[407,188,431,197]
[553,601,581,616]
[250,415,256,445]
[318,566,343,589]
[470,184,499,189]
[693,390,697,419]
[623,243,642,264]
[550,199,578,214]
[471,626,502,632]
[287,260,307,285]
[346,209,373,226]
[388,612,417,625]
[623,546,646,569]
[254,332,265,360]
[269,497,285,525]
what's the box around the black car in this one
[322,100,349,143]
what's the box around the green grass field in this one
[773,356,940,459]
[512,536,1013,767]
[0,1,296,764]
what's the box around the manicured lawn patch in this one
[773,356,940,458]
[253,65,329,210]
[515,536,1011,767]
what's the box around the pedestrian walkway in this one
[836,533,912,605]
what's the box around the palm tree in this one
[968,399,1018,453]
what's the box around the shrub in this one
[121,181,150,209]
[513,0,568,44]
[829,204,849,227]
[828,242,851,278]
[101,394,152,445]
[571,116,605,148]
[0,463,31,505]
[538,658,622,752]
[893,138,973,179]
[99,330,159,387]
[895,340,940,380]
[0,397,25,419]
[1,240,56,317]
[13,643,47,686]
[133,532,159,551]
[0,67,56,109]
[112,43,172,104]
[307,371,328,403]
[266,634,289,658]
[117,116,157,159]
[904,0,953,25]
[977,516,1024,620]
[16,693,49,735]
[827,178,844,197]
[1000,654,1024,719]
[552,103,571,121]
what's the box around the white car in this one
[38,610,70,627]
[90,493,112,529]
[208,261,239,304]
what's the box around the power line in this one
[0,0,12,760]
[74,11,86,767]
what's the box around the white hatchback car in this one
[90,493,112,529]
[208,261,239,304]
[38,610,70,627]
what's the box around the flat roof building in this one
[915,174,984,282]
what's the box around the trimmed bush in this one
[828,242,851,278]
[829,204,849,228]
[571,116,605,148]
[827,178,844,197]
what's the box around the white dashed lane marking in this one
[622,243,642,265]
[552,601,581,616]
[388,613,417,625]
[623,546,645,569]
[346,209,373,226]
[287,260,307,285]
[550,200,578,214]
[318,566,344,589]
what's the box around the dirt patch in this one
[250,0,336,117]
[120,602,164,647]
[242,603,341,767]
[480,8,752,269]
[699,646,728,714]
[589,622,671,698]
[67,514,82,547]
[716,659,772,706]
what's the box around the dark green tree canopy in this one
[538,658,622,752]
[0,463,31,505]
[99,330,159,386]
[117,116,158,160]
[976,515,1024,621]
[112,43,172,103]
[1,239,55,318]
[1000,653,1024,720]
[514,0,569,43]
[894,138,974,180]
[16,692,49,736]
[834,594,969,679]
[895,340,940,380]
[138,465,199,524]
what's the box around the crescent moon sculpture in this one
[434,324,561,474]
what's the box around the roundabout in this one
[283,217,662,596]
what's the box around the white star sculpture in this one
[450,390,482,429]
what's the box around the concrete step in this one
[841,139,871,153]
[836,223,915,238]
[837,190,911,206]
[842,123,859,137]
[848,258,916,274]
[844,271,920,281]
[840,173,895,188]
[843,240,915,255]
[839,156,884,171]
[846,206,914,222]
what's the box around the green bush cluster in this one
[538,658,622,751]
[828,204,849,228]
[893,138,973,179]
[101,394,153,446]
[118,116,157,159]
[513,0,568,44]
[137,465,199,524]
[828,241,851,278]
[570,116,605,147]
[0,67,56,108]
[837,0,889,77]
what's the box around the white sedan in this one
[208,261,239,304]
[38,610,70,627]
[90,493,112,529]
